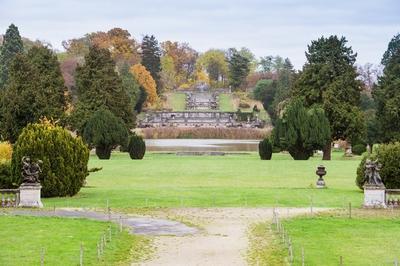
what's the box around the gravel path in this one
[10,208,198,236]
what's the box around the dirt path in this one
[139,207,325,266]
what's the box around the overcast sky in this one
[0,0,399,69]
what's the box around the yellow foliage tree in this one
[130,64,159,105]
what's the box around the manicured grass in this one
[219,93,235,111]
[261,213,400,265]
[170,92,186,111]
[44,152,363,209]
[0,215,149,265]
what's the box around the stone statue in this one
[21,156,42,184]
[364,159,384,186]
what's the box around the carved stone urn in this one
[316,165,327,189]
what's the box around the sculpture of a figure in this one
[21,156,42,184]
[364,159,384,186]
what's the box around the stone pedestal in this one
[18,183,43,208]
[363,184,386,208]
[316,178,326,189]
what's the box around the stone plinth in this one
[363,184,386,208]
[18,183,43,208]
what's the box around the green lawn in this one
[43,152,363,209]
[0,215,148,265]
[219,93,235,111]
[255,213,400,265]
[170,92,186,111]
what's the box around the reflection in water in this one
[145,139,260,152]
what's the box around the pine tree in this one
[293,35,364,160]
[72,46,133,132]
[0,24,24,89]
[273,100,331,160]
[141,35,162,94]
[0,46,67,142]
[227,49,250,90]
[373,33,400,142]
[27,46,67,119]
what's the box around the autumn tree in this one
[62,28,141,65]
[0,24,23,89]
[130,64,158,106]
[161,41,198,85]
[373,33,400,142]
[72,46,133,132]
[141,35,162,93]
[160,55,177,91]
[293,35,365,160]
[227,48,251,90]
[196,49,228,86]
[0,46,67,142]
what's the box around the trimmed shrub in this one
[128,134,146,159]
[259,138,272,160]
[0,160,12,188]
[0,142,12,161]
[11,122,89,197]
[352,144,366,155]
[356,142,400,189]
[83,109,128,159]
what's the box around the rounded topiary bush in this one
[0,142,12,161]
[356,142,400,189]
[352,144,366,155]
[259,138,272,160]
[128,134,146,160]
[83,109,128,159]
[11,122,89,197]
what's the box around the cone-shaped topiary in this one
[83,109,128,159]
[11,120,89,197]
[259,138,272,160]
[128,134,146,160]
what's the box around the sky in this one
[0,0,399,69]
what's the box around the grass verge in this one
[0,215,151,265]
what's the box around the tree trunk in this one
[322,142,332,160]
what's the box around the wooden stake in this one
[349,202,352,219]
[80,242,84,266]
[40,247,45,266]
[301,247,305,266]
[340,255,343,266]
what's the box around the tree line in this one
[0,24,399,160]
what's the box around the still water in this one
[145,139,260,152]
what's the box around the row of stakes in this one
[272,207,400,266]
[39,202,124,266]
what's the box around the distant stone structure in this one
[139,111,263,128]
[139,86,265,128]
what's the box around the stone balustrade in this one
[386,189,400,207]
[0,189,20,207]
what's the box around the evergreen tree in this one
[373,33,400,142]
[227,49,250,90]
[141,35,162,94]
[0,46,67,142]
[0,24,24,89]
[292,35,364,160]
[72,46,133,132]
[120,63,141,116]
[27,46,67,119]
[83,109,128,159]
[273,100,331,160]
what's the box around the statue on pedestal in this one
[21,156,42,184]
[364,159,384,187]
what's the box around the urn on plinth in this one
[315,165,327,189]
[18,157,43,208]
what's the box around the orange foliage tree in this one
[130,64,158,105]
